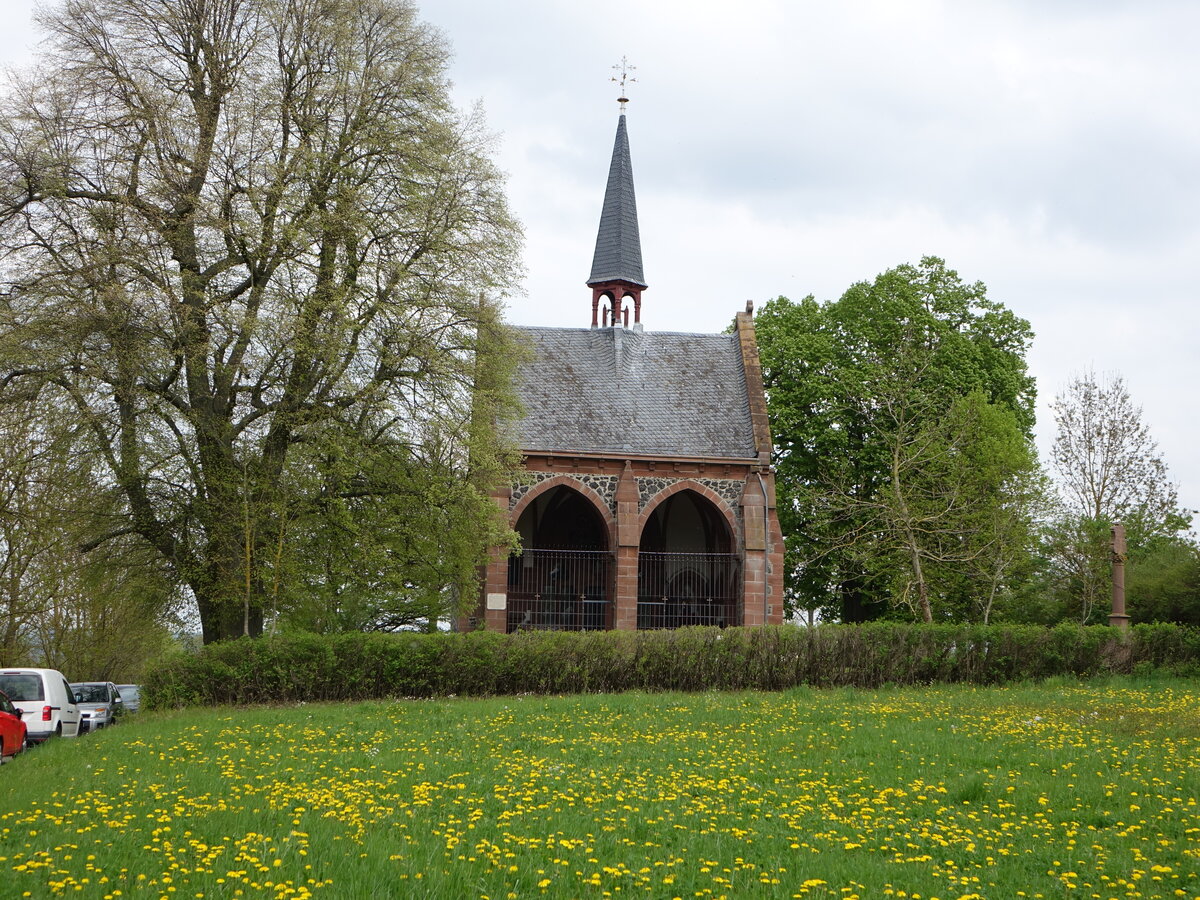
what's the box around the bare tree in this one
[1052,371,1182,528]
[0,0,524,643]
[1049,370,1190,621]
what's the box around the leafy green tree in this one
[23,539,179,681]
[0,400,75,663]
[0,396,177,675]
[956,460,1054,624]
[756,257,1040,622]
[1126,538,1200,626]
[0,0,524,642]
[898,392,1049,624]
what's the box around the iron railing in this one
[506,548,611,632]
[637,551,741,629]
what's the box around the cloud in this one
[4,0,1198,517]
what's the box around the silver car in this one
[114,684,141,713]
[69,682,126,733]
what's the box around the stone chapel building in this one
[470,108,785,632]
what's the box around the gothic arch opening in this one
[507,485,611,632]
[637,490,741,629]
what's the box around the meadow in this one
[1,677,1197,899]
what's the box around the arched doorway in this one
[637,490,741,628]
[507,485,611,632]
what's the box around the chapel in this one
[470,94,785,632]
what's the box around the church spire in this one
[588,59,647,329]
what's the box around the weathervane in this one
[611,56,637,112]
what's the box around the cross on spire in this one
[611,56,637,112]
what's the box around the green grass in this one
[2,677,1199,899]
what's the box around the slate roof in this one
[512,326,757,459]
[587,115,647,288]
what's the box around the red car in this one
[0,689,27,762]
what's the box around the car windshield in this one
[0,673,44,702]
[71,684,109,703]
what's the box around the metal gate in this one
[506,549,611,632]
[637,551,741,629]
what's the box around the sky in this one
[3,0,1198,519]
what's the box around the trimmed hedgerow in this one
[141,622,1200,708]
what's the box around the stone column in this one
[1110,522,1130,629]
[740,474,768,626]
[762,470,786,625]
[613,461,640,630]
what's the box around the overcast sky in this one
[4,0,1198,518]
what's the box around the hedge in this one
[141,622,1200,709]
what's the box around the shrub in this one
[141,623,1200,708]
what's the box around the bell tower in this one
[588,58,648,328]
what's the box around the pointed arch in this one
[637,479,739,545]
[506,477,615,633]
[511,475,615,549]
[636,481,743,629]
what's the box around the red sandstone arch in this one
[510,474,617,549]
[636,480,740,546]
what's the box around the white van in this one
[0,668,82,744]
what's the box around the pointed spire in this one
[588,114,648,327]
[588,60,648,328]
[588,115,646,289]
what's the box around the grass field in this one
[1,677,1198,899]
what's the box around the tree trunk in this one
[193,498,266,643]
[892,448,933,623]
